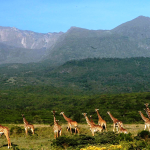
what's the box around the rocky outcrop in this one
[0,26,63,49]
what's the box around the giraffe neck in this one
[53,115,57,125]
[145,108,150,119]
[23,117,28,125]
[139,112,149,122]
[62,113,71,122]
[108,112,117,122]
[96,110,103,120]
[85,116,92,126]
[90,116,94,123]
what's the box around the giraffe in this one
[60,112,79,134]
[82,113,103,136]
[107,111,123,132]
[95,109,107,131]
[51,110,62,138]
[139,111,150,131]
[21,114,34,135]
[144,103,150,119]
[90,115,96,125]
[0,125,11,149]
[118,122,127,134]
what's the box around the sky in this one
[0,0,150,33]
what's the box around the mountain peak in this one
[113,16,150,30]
[131,15,150,24]
[112,16,150,39]
[67,26,88,32]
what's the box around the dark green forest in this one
[0,89,150,124]
[1,57,150,124]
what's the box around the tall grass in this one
[0,124,148,149]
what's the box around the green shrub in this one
[51,132,120,149]
[135,130,150,140]
[95,131,119,145]
[117,133,133,141]
[10,126,23,135]
[128,141,147,149]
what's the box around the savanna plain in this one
[0,123,149,150]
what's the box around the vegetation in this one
[0,89,150,124]
[0,124,149,149]
[1,57,150,95]
[1,57,150,148]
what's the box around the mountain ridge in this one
[1,16,150,64]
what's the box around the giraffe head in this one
[138,111,141,113]
[21,114,24,117]
[107,111,110,114]
[51,110,57,115]
[95,109,99,112]
[82,113,87,117]
[56,120,59,123]
[60,112,64,115]
[144,103,149,108]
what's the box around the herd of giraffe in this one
[1,103,150,148]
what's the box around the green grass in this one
[0,124,149,149]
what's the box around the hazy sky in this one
[0,0,150,33]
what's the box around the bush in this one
[94,132,119,145]
[128,141,147,150]
[51,132,120,149]
[117,133,133,141]
[135,130,150,140]
[10,126,23,135]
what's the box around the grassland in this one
[0,123,148,150]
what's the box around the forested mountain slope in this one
[1,57,150,94]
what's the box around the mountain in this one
[0,42,48,64]
[1,16,150,64]
[0,26,63,49]
[0,26,63,64]
[112,16,150,39]
[45,16,150,65]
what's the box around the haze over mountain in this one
[0,16,150,65]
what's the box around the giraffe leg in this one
[104,123,107,132]
[67,124,69,132]
[54,132,56,139]
[74,127,76,134]
[69,125,72,133]
[68,123,72,133]
[92,131,94,136]
[148,125,150,132]
[57,131,59,138]
[31,128,34,135]
[25,128,28,135]
[104,124,107,132]
[116,126,119,132]
[59,130,62,136]
[113,123,115,132]
[76,127,79,134]
[144,124,147,130]
[4,131,11,149]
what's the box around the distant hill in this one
[0,42,47,64]
[1,16,150,64]
[0,26,63,64]
[45,16,150,65]
[112,16,150,39]
[1,57,150,94]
